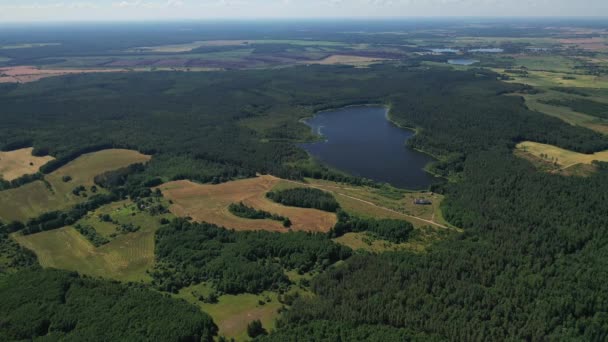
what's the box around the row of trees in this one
[229,202,291,227]
[266,188,340,212]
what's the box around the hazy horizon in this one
[1,0,607,23]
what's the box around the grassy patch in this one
[0,147,54,181]
[513,55,583,73]
[516,141,608,171]
[300,178,452,229]
[175,283,283,341]
[0,149,150,222]
[334,225,452,253]
[12,200,170,282]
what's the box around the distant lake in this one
[448,59,479,65]
[300,106,435,189]
[429,48,460,53]
[469,48,504,53]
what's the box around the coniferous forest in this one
[1,59,608,340]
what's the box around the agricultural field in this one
[12,199,170,282]
[160,174,453,235]
[0,147,54,181]
[127,39,346,53]
[516,141,608,174]
[0,66,130,83]
[158,175,337,233]
[0,149,150,222]
[308,54,388,66]
[512,55,584,73]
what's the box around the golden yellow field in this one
[0,147,54,181]
[516,141,608,169]
[159,175,337,233]
[0,149,151,222]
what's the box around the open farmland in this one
[0,149,150,222]
[516,141,608,172]
[309,54,389,66]
[159,175,337,232]
[0,147,54,181]
[13,200,169,282]
[0,66,130,84]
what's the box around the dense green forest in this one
[2,63,608,340]
[2,65,604,186]
[257,320,438,341]
[330,210,414,243]
[0,223,38,274]
[0,269,218,341]
[152,219,351,294]
[266,188,340,212]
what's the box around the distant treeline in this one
[266,188,340,212]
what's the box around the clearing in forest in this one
[0,149,151,222]
[516,141,608,171]
[13,200,169,282]
[158,175,337,233]
[176,282,284,341]
[0,147,54,181]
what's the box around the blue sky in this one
[0,0,607,22]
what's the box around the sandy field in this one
[0,147,54,181]
[159,175,337,233]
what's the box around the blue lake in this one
[469,48,504,53]
[300,106,436,189]
[429,48,460,53]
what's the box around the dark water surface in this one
[301,106,435,189]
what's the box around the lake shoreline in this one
[299,105,438,190]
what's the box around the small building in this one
[414,199,432,205]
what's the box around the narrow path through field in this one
[281,178,450,229]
